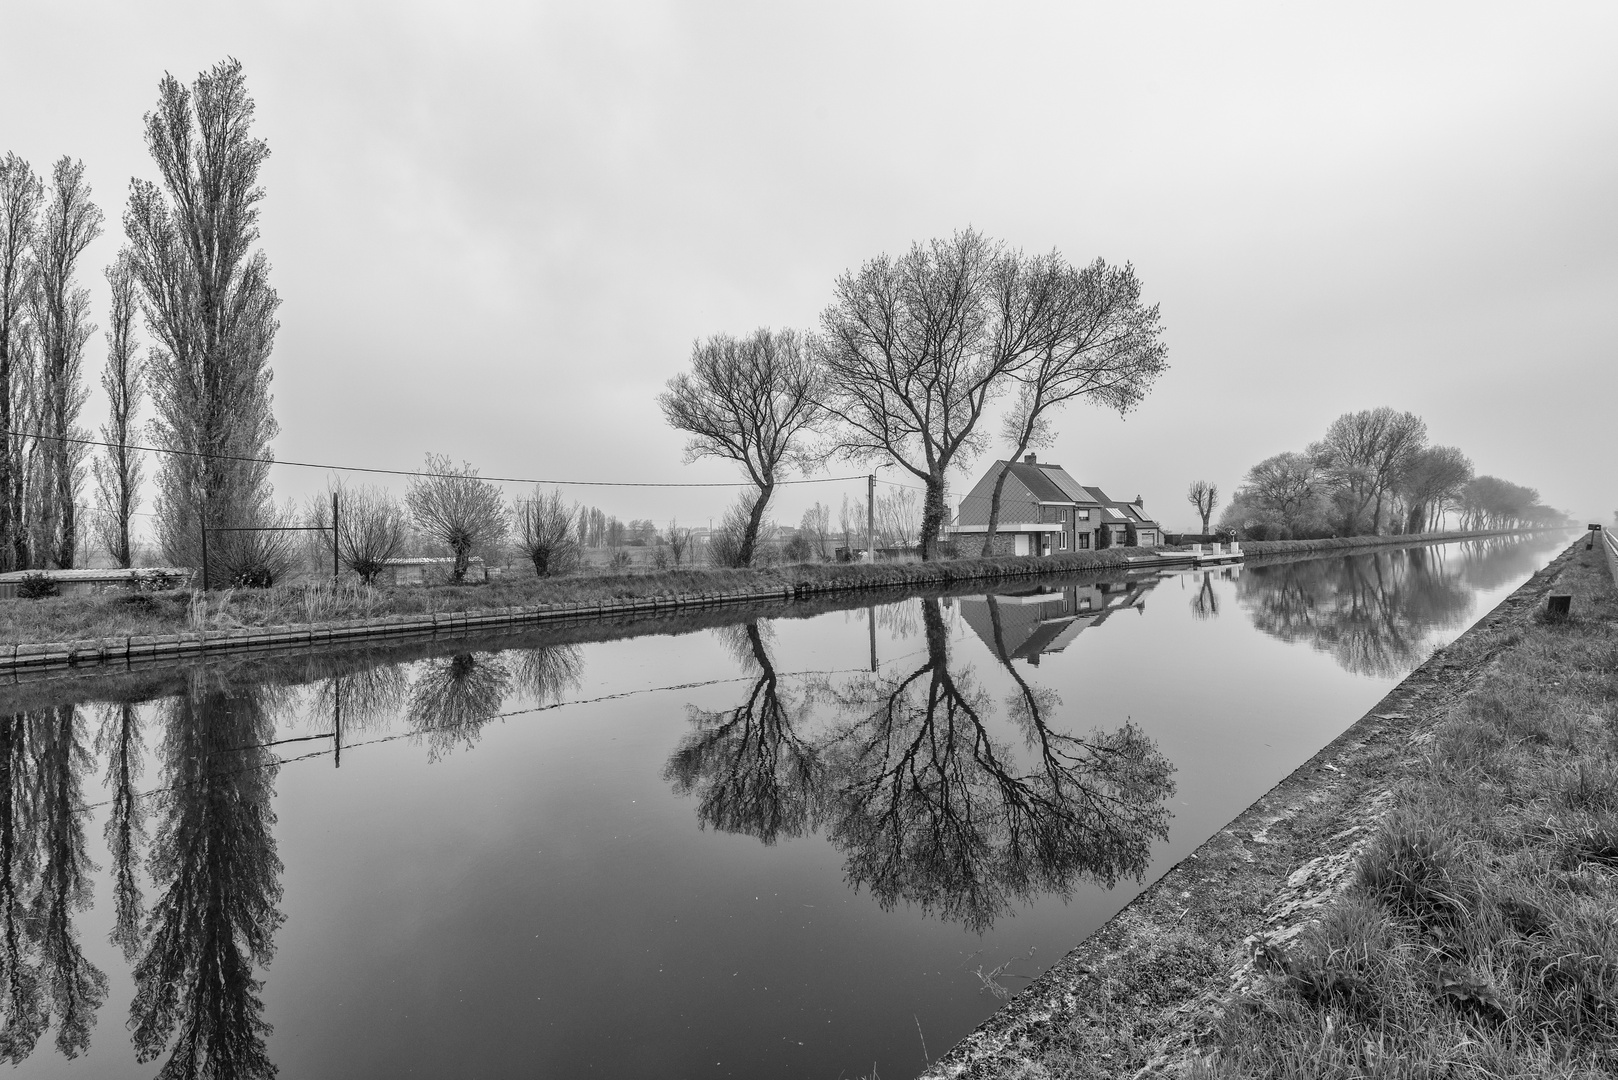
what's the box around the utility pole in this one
[867,473,875,563]
[199,516,209,592]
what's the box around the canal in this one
[0,533,1566,1078]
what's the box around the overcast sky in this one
[6,1,1615,534]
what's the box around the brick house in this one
[946,454,1161,557]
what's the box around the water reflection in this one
[669,598,1176,933]
[0,535,1560,1072]
[1239,545,1476,676]
[665,623,823,845]
[129,678,284,1079]
[0,706,109,1062]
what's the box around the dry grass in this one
[1191,543,1618,1078]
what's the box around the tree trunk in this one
[919,475,947,561]
[452,544,470,582]
[737,482,774,568]
[982,464,1014,556]
[532,548,549,577]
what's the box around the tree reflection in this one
[1190,571,1220,621]
[34,706,108,1058]
[671,600,1177,933]
[665,623,823,844]
[129,677,284,1080]
[509,644,585,707]
[0,706,109,1062]
[1238,547,1475,676]
[95,703,146,961]
[407,653,512,761]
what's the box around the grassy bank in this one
[0,546,1138,647]
[1193,541,1618,1076]
[918,537,1613,1080]
[0,528,1540,650]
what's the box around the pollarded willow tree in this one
[982,258,1167,547]
[1186,480,1219,535]
[818,230,1072,560]
[406,454,508,582]
[124,59,282,573]
[659,327,823,567]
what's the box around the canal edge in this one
[0,528,1549,679]
[917,537,1584,1080]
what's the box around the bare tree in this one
[874,486,921,551]
[94,253,144,566]
[407,454,508,582]
[664,519,691,566]
[838,493,856,558]
[1240,452,1319,537]
[1309,408,1427,535]
[0,153,42,571]
[799,501,831,560]
[307,482,409,585]
[819,230,1063,559]
[513,486,579,577]
[1186,480,1219,535]
[659,327,823,567]
[124,59,282,571]
[30,157,101,568]
[1398,445,1472,533]
[984,259,1167,547]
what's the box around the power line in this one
[3,429,871,490]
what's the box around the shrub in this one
[135,568,180,591]
[16,572,59,600]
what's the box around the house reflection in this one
[958,577,1159,665]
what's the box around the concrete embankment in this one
[0,527,1547,677]
[919,534,1594,1079]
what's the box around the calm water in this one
[0,534,1566,1078]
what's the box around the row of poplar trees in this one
[0,58,278,573]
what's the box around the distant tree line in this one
[1219,407,1567,540]
[659,230,1168,567]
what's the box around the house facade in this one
[946,454,1161,557]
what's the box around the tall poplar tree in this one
[31,157,102,568]
[0,154,42,571]
[123,59,280,573]
[94,254,144,567]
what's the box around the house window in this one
[1058,532,1067,550]
[1078,532,1090,549]
[1076,509,1090,521]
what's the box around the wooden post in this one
[332,489,341,586]
[200,517,209,592]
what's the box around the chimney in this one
[1134,494,1144,507]
[1024,453,1037,465]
